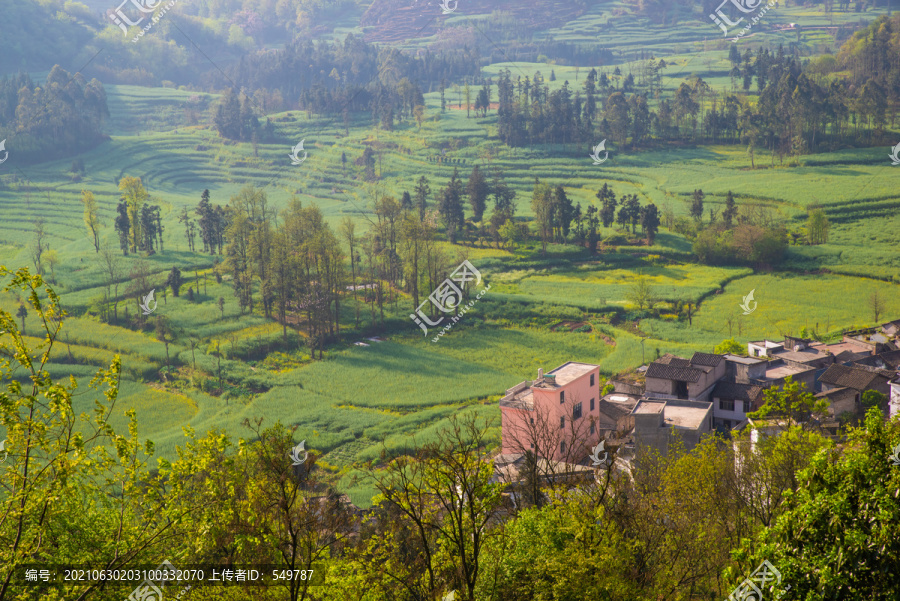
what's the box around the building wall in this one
[500,366,602,461]
[822,389,858,418]
[632,401,712,455]
[688,362,727,401]
[890,381,900,421]
[729,361,767,384]
[645,377,675,397]
[712,397,748,424]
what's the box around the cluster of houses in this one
[497,320,900,476]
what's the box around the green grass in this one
[2,9,899,509]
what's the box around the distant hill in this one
[360,0,590,43]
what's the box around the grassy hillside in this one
[2,3,899,508]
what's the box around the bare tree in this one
[31,219,48,275]
[373,413,504,601]
[99,245,122,323]
[501,391,599,510]
[868,289,884,324]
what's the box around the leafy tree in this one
[597,184,617,228]
[497,219,522,251]
[807,208,829,244]
[0,266,177,598]
[690,189,705,224]
[400,190,413,212]
[114,200,130,255]
[372,414,503,601]
[627,273,654,310]
[736,410,900,600]
[714,338,745,355]
[30,219,47,276]
[722,190,738,229]
[551,185,574,243]
[861,389,886,410]
[748,376,829,428]
[166,266,184,297]
[640,202,660,244]
[118,176,148,254]
[81,190,102,253]
[621,194,641,233]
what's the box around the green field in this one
[2,0,899,508]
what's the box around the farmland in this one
[1,0,899,511]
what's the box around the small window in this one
[560,416,565,429]
[530,417,534,425]
[590,374,595,387]
[720,399,734,412]
[560,441,566,453]
[530,443,534,449]
[573,402,582,420]
[590,398,595,411]
[560,390,565,404]
[590,422,595,435]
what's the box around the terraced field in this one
[3,11,900,507]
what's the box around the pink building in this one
[499,362,602,462]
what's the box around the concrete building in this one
[890,376,900,421]
[644,352,726,402]
[814,386,860,419]
[499,362,602,461]
[818,363,891,398]
[711,380,763,429]
[631,398,714,455]
[724,354,767,384]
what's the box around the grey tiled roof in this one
[712,380,763,403]
[691,352,724,367]
[646,362,702,383]
[819,364,889,391]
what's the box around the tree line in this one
[0,66,108,163]
[2,282,898,601]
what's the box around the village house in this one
[497,322,900,470]
[499,362,602,461]
[644,352,726,402]
[631,398,714,455]
[890,375,900,420]
[815,363,893,417]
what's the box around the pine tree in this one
[723,190,737,229]
[466,165,489,222]
[690,189,705,224]
[414,176,430,221]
